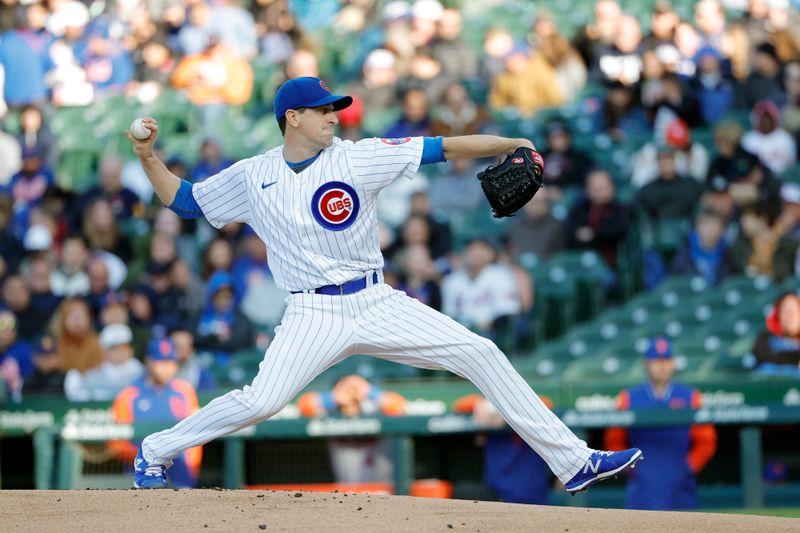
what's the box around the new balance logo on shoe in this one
[584,458,602,474]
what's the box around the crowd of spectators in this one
[3,0,800,401]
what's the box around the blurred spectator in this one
[644,1,679,49]
[0,320,23,401]
[741,100,797,175]
[46,37,94,107]
[505,193,564,263]
[564,169,630,268]
[1,274,51,340]
[765,0,800,63]
[72,24,134,94]
[432,8,477,80]
[51,234,90,297]
[284,49,320,80]
[635,148,703,220]
[454,393,553,504]
[540,120,595,194]
[777,183,800,241]
[689,47,734,125]
[752,292,800,374]
[408,190,452,260]
[590,14,643,86]
[86,257,113,315]
[442,239,520,336]
[706,120,781,208]
[258,0,299,66]
[25,255,61,311]
[605,337,717,510]
[142,259,194,333]
[429,82,491,138]
[64,323,144,401]
[479,27,514,83]
[574,0,622,70]
[201,237,235,280]
[0,308,33,379]
[728,200,798,282]
[177,2,215,56]
[428,158,485,218]
[194,270,253,362]
[82,198,134,263]
[782,62,800,137]
[54,297,103,372]
[80,155,142,221]
[631,118,710,188]
[532,14,587,103]
[8,146,55,208]
[231,229,271,288]
[673,20,702,78]
[336,94,363,141]
[734,42,785,109]
[208,0,258,59]
[593,81,648,142]
[17,104,55,170]
[0,4,52,108]
[0,128,22,186]
[171,36,253,124]
[399,47,453,106]
[396,244,442,311]
[385,88,431,138]
[129,284,159,351]
[22,334,65,396]
[298,374,405,483]
[694,0,741,70]
[132,37,175,91]
[488,43,563,117]
[111,338,202,488]
[171,328,215,392]
[670,209,730,286]
[385,213,446,268]
[348,49,398,113]
[190,137,233,184]
[648,73,703,127]
[0,201,17,277]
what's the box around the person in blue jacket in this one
[605,337,717,510]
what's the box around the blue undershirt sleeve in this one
[421,136,446,165]
[168,179,204,219]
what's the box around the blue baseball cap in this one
[147,337,177,362]
[645,337,673,360]
[273,77,353,123]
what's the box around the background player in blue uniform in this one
[604,337,717,510]
[112,338,202,488]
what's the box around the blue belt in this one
[291,272,379,295]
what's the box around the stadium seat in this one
[547,250,609,322]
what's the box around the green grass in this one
[702,508,800,518]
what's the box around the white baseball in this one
[130,118,151,140]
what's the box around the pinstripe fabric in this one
[143,285,592,483]
[190,137,423,292]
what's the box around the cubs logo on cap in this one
[380,137,410,145]
[311,181,360,231]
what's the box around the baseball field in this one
[3,490,799,532]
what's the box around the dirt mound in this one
[3,490,798,532]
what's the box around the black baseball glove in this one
[477,146,545,218]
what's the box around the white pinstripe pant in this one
[142,283,592,483]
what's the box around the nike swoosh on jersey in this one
[261,181,278,189]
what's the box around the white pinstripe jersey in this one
[192,136,424,292]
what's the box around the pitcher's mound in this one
[2,489,798,532]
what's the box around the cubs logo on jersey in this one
[381,137,411,145]
[311,181,360,231]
